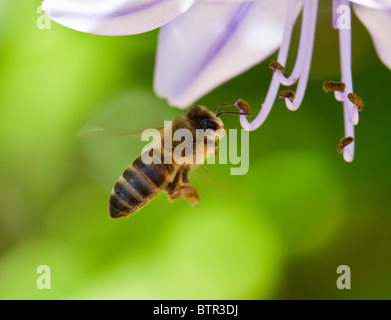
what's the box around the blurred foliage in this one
[0,0,390,300]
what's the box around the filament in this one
[277,1,314,87]
[240,0,299,130]
[284,0,318,111]
[338,0,356,162]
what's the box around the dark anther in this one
[269,61,286,73]
[236,99,250,114]
[278,90,296,102]
[323,81,346,93]
[337,136,354,154]
[348,93,363,112]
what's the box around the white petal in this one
[353,4,391,69]
[42,0,195,36]
[154,0,301,107]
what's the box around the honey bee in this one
[109,100,250,219]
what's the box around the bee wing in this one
[77,89,181,139]
[77,126,163,139]
[191,165,237,200]
[79,89,181,187]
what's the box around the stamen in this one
[334,91,346,102]
[323,81,346,93]
[236,99,251,114]
[338,0,356,161]
[237,0,359,163]
[342,101,355,162]
[348,93,363,112]
[332,0,342,29]
[240,0,299,130]
[284,0,319,111]
[269,61,285,73]
[279,90,295,102]
[276,1,314,87]
[337,136,354,154]
[322,81,346,102]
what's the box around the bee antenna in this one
[214,99,251,115]
[216,111,251,118]
[213,102,236,114]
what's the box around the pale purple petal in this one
[154,0,300,107]
[349,0,391,10]
[42,0,195,36]
[202,0,263,1]
[353,3,391,69]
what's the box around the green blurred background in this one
[0,0,390,300]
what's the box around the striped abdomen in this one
[109,155,174,218]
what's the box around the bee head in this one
[187,105,225,134]
[187,100,250,139]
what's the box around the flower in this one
[42,0,391,162]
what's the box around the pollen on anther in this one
[337,136,354,154]
[348,93,363,112]
[269,61,285,73]
[236,99,251,114]
[279,90,295,102]
[323,81,346,93]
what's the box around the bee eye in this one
[201,119,218,131]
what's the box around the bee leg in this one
[176,166,200,207]
[181,165,191,184]
[177,185,200,207]
[166,166,200,207]
[182,166,200,206]
[166,167,184,202]
[213,142,218,157]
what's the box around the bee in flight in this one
[109,99,250,219]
